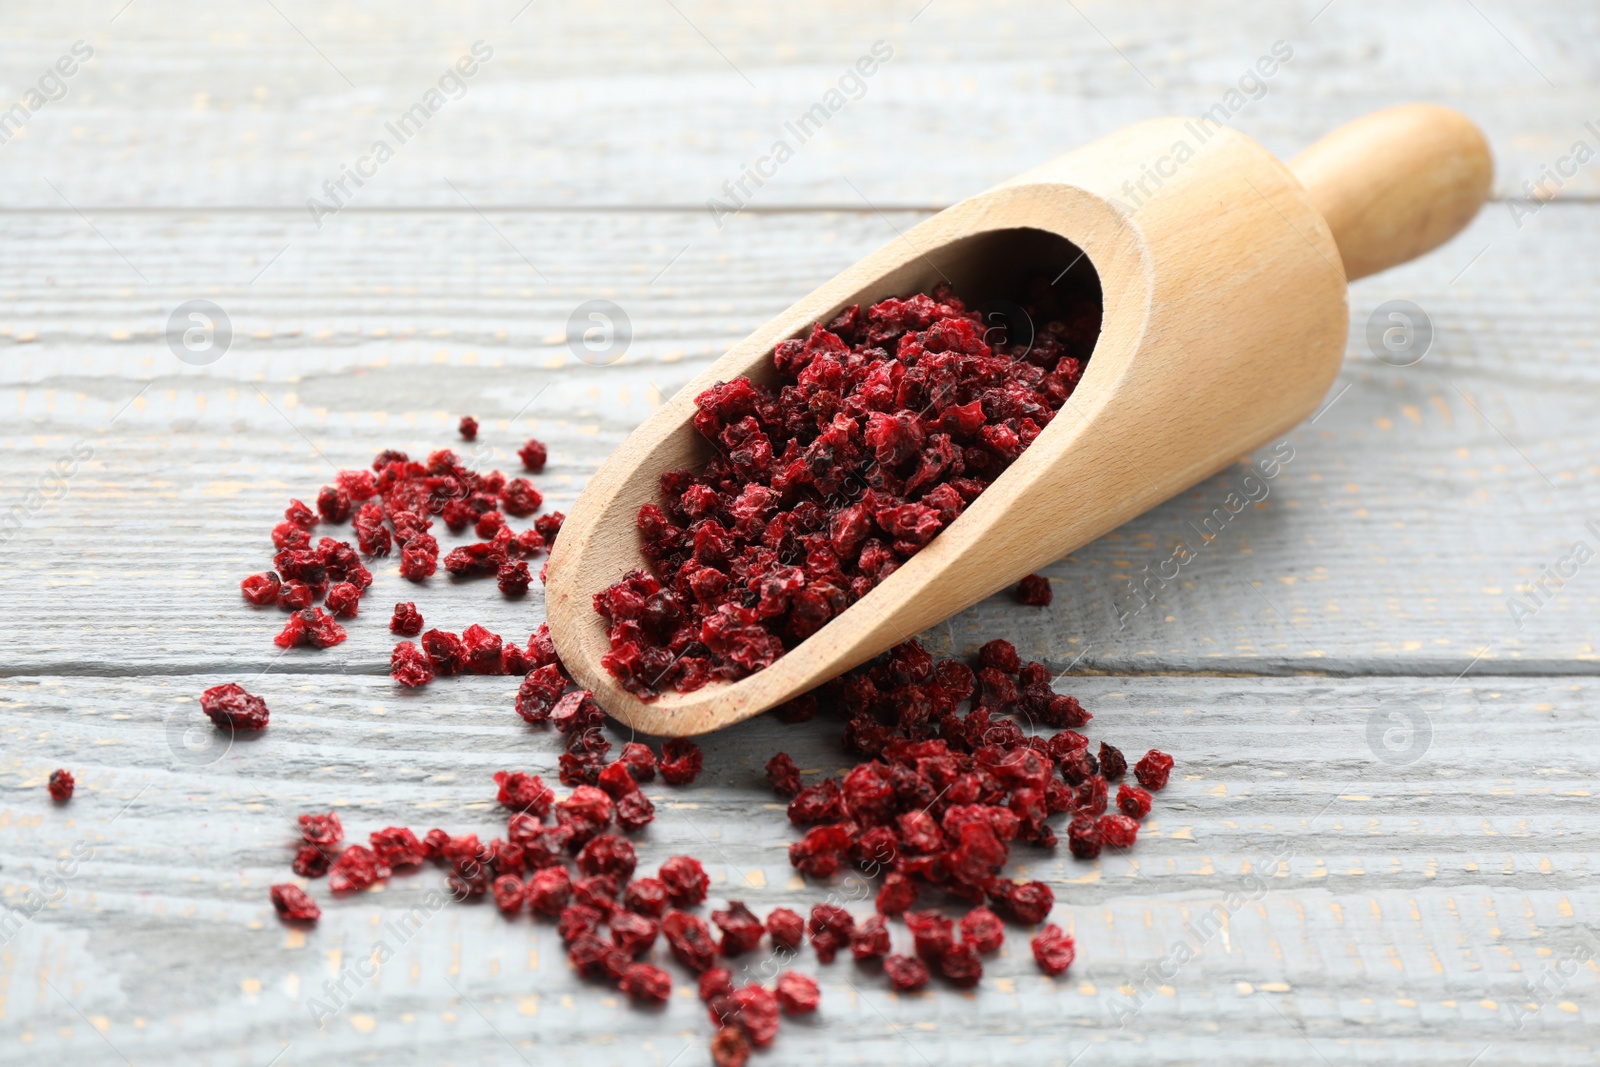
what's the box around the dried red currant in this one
[774,971,820,1013]
[292,843,330,877]
[700,967,735,1003]
[459,415,479,440]
[492,874,526,913]
[1032,923,1076,975]
[1098,813,1139,848]
[241,572,281,606]
[663,910,717,972]
[1067,815,1102,860]
[712,900,766,955]
[883,954,930,992]
[494,771,554,816]
[47,768,74,802]
[389,641,434,687]
[850,914,891,960]
[807,904,855,964]
[200,683,271,730]
[659,739,704,785]
[1014,573,1052,606]
[1116,783,1153,819]
[270,884,321,922]
[299,811,343,847]
[659,855,709,907]
[518,438,548,472]
[959,906,1005,953]
[620,962,672,1004]
[390,602,424,636]
[370,827,426,868]
[324,581,361,618]
[764,752,802,798]
[527,867,574,917]
[611,910,661,957]
[1134,749,1174,790]
[711,1026,751,1067]
[329,844,391,893]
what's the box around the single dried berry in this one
[1032,923,1076,975]
[989,880,1054,925]
[329,844,391,893]
[390,602,424,636]
[497,560,532,596]
[501,478,543,517]
[618,742,657,782]
[551,690,604,735]
[959,906,1005,953]
[317,485,352,522]
[774,970,820,1013]
[576,834,638,880]
[620,962,672,1004]
[370,827,426,868]
[764,752,802,797]
[700,967,735,1002]
[516,664,567,723]
[711,900,766,955]
[527,867,574,917]
[421,629,467,675]
[390,641,434,687]
[1067,815,1102,860]
[663,910,717,972]
[977,639,1021,675]
[292,843,331,877]
[271,884,321,922]
[616,791,656,832]
[200,683,271,730]
[47,768,74,802]
[711,1026,751,1067]
[1134,749,1175,791]
[1098,813,1139,848]
[1098,742,1127,781]
[299,811,343,847]
[1116,783,1153,819]
[939,939,983,987]
[659,738,704,785]
[906,911,955,963]
[448,857,491,899]
[719,985,780,1048]
[876,871,917,916]
[659,855,709,907]
[274,607,347,649]
[598,904,655,954]
[883,954,930,992]
[459,415,479,440]
[807,903,855,963]
[494,771,554,816]
[241,572,281,606]
[569,932,629,983]
[850,914,891,960]
[623,877,669,918]
[518,438,548,472]
[1015,573,1052,606]
[324,581,361,618]
[492,874,526,913]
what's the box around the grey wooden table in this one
[3,1,1598,1064]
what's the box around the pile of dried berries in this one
[594,278,1099,697]
[761,636,1173,987]
[237,436,559,657]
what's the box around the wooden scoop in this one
[546,104,1492,737]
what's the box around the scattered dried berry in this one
[200,683,271,730]
[390,602,424,636]
[1134,749,1175,791]
[518,438,548,473]
[299,812,343,848]
[47,768,74,802]
[663,910,717,972]
[370,827,426,868]
[1098,813,1139,848]
[390,641,434,687]
[700,967,735,1002]
[621,962,672,1004]
[883,954,930,992]
[774,971,820,1013]
[659,739,704,785]
[851,914,891,960]
[659,856,709,907]
[764,752,802,797]
[492,874,526,913]
[959,906,1005,953]
[711,1026,751,1067]
[459,415,479,440]
[241,572,281,606]
[1032,923,1076,975]
[712,900,766,955]
[270,884,321,922]
[1116,783,1153,819]
[767,907,804,952]
[1015,573,1052,606]
[329,845,390,894]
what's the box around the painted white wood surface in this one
[2,1,1598,1063]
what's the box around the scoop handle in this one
[1288,104,1493,282]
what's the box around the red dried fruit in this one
[274,607,347,649]
[421,629,466,675]
[276,580,313,610]
[876,871,917,916]
[369,827,426,868]
[569,933,629,983]
[458,415,479,440]
[764,752,802,797]
[47,768,74,802]
[611,910,661,957]
[883,953,930,992]
[329,845,391,893]
[977,639,1021,675]
[448,857,490,899]
[535,511,565,543]
[711,1026,751,1067]
[492,874,526,913]
[551,690,604,734]
[622,877,669,918]
[787,778,842,825]
[324,581,361,618]
[720,985,780,1048]
[700,967,735,1002]
[618,742,657,783]
[659,739,704,785]
[1098,813,1139,848]
[712,900,766,955]
[515,664,567,723]
[494,771,554,816]
[200,683,271,730]
[271,883,321,922]
[906,911,955,963]
[241,572,281,606]
[659,855,709,907]
[390,641,434,687]
[989,879,1054,924]
[527,867,574,917]
[518,438,548,472]
[576,834,637,880]
[939,940,983,987]
[616,791,656,832]
[1067,815,1102,859]
[558,902,604,942]
[501,478,542,517]
[292,843,331,877]
[775,971,820,1013]
[760,906,803,952]
[850,914,891,960]
[1134,749,1175,790]
[1015,573,1052,606]
[1116,783,1153,819]
[959,906,1005,953]
[390,602,424,636]
[620,962,672,1004]
[299,811,343,848]
[807,904,855,964]
[497,560,532,596]
[316,485,351,522]
[1032,923,1076,975]
[663,910,717,972]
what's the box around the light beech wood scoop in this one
[547,104,1492,737]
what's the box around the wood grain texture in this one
[3,674,1599,1065]
[3,0,1599,1061]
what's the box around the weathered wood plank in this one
[2,205,1597,676]
[2,673,1597,1064]
[0,0,1597,208]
